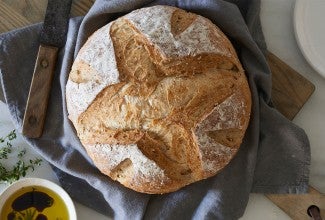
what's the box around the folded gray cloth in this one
[0,0,310,219]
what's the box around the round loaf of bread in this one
[66,5,251,194]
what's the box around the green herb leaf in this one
[0,130,42,184]
[7,130,17,140]
[18,149,26,158]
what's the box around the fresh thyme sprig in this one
[0,142,12,159]
[0,129,42,184]
[0,130,14,159]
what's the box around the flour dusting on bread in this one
[126,6,233,58]
[89,143,166,181]
[197,93,246,132]
[66,23,120,123]
[66,5,251,194]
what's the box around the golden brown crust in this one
[66,5,252,194]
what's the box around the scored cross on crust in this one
[66,6,251,194]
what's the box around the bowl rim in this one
[0,177,77,220]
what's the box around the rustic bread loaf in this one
[66,5,251,194]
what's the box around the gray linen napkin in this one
[0,0,310,219]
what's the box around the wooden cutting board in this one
[266,53,325,220]
[266,52,325,220]
[268,52,315,120]
[0,1,323,219]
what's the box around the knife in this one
[23,0,72,138]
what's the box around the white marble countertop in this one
[1,0,324,219]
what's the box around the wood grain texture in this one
[0,2,30,33]
[266,186,325,219]
[1,0,47,23]
[0,0,94,33]
[268,52,315,120]
[266,52,324,220]
[0,1,322,218]
[22,45,58,138]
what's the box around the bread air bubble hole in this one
[217,61,235,70]
[233,75,238,80]
[231,65,239,72]
[180,169,192,175]
[227,137,233,142]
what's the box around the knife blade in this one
[23,0,72,138]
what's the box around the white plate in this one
[294,0,325,78]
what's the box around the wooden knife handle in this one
[23,44,59,138]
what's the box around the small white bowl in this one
[0,178,76,220]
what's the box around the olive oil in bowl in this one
[0,178,76,220]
